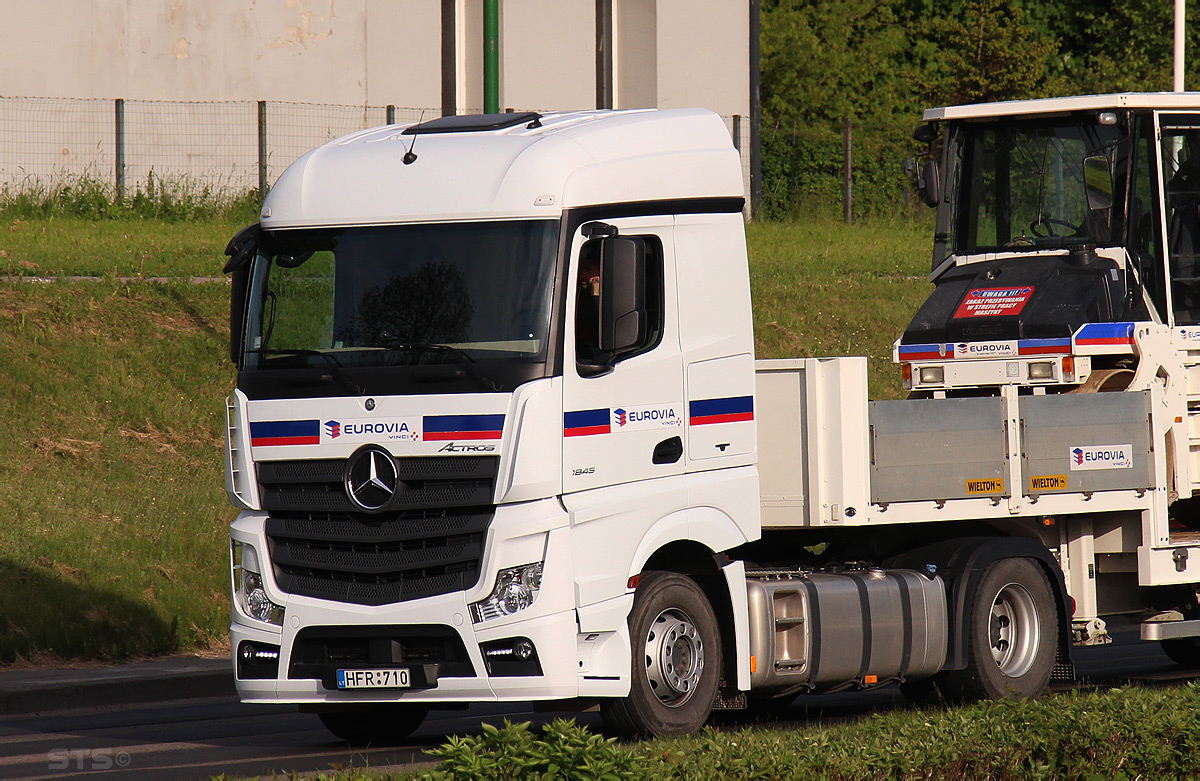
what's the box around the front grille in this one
[258,457,496,513]
[260,456,498,606]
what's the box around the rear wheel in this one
[601,571,721,737]
[316,703,429,746]
[941,557,1057,700]
[1161,636,1200,667]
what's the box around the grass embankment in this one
[0,281,235,660]
[746,218,930,398]
[0,214,927,663]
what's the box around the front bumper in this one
[229,497,624,705]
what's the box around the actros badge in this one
[344,445,400,511]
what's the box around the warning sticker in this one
[953,287,1035,319]
[965,478,1005,494]
[1029,474,1068,492]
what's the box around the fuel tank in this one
[746,568,948,694]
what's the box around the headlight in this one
[470,562,544,623]
[1028,361,1055,380]
[918,366,945,385]
[232,541,284,626]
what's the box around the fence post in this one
[732,114,741,154]
[114,98,125,201]
[258,100,268,199]
[843,117,852,224]
[749,0,762,220]
[387,104,396,125]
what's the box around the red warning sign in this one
[953,287,1034,318]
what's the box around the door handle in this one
[652,436,683,465]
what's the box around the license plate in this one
[336,668,411,689]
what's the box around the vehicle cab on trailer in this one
[901,94,1200,399]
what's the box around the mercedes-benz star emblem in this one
[344,446,399,512]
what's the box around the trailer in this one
[221,98,1200,741]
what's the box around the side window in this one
[1129,118,1167,320]
[574,234,664,370]
[1162,123,1200,324]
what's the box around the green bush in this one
[420,719,647,780]
[409,685,1200,780]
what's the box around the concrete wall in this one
[0,0,748,114]
[0,1,751,196]
[1,0,442,107]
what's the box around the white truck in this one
[222,97,1200,742]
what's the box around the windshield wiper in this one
[246,348,364,396]
[374,341,502,392]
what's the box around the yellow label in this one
[965,478,1004,495]
[1030,474,1068,492]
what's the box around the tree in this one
[903,0,1065,107]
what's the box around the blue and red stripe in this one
[422,414,505,441]
[1075,322,1135,347]
[1018,338,1071,355]
[897,344,945,361]
[564,408,611,437]
[250,419,320,447]
[689,396,754,426]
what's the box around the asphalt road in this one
[0,627,1193,780]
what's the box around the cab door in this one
[561,216,685,493]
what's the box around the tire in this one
[941,557,1057,700]
[601,571,722,737]
[316,703,429,746]
[1161,636,1200,667]
[898,673,949,705]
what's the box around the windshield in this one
[946,118,1126,256]
[240,220,560,398]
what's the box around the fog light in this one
[480,637,543,677]
[1028,361,1055,380]
[237,640,280,680]
[918,366,944,384]
[471,562,544,623]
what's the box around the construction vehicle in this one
[221,97,1200,742]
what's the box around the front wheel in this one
[316,703,429,746]
[941,557,1058,700]
[600,571,721,737]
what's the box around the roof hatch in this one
[401,112,543,135]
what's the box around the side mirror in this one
[599,236,648,355]
[1084,155,1114,212]
[917,159,940,207]
[224,223,260,365]
[913,123,938,144]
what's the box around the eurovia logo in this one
[325,420,341,439]
[1069,444,1133,470]
[614,408,628,427]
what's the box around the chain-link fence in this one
[0,96,751,205]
